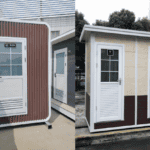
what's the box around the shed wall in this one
[95,32,136,96]
[94,32,136,129]
[137,37,150,124]
[0,21,49,124]
[52,37,75,108]
[86,37,91,125]
[93,32,150,129]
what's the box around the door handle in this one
[55,73,56,77]
[118,78,121,85]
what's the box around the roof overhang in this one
[51,29,75,45]
[80,25,150,42]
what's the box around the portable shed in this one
[51,29,75,120]
[80,25,150,132]
[0,19,51,128]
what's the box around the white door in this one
[54,48,67,103]
[0,37,27,117]
[96,44,123,122]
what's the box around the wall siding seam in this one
[135,37,138,125]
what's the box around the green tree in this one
[94,9,150,32]
[93,20,109,27]
[75,11,89,72]
[137,17,150,31]
[109,9,135,29]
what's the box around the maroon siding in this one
[94,96,135,129]
[137,95,150,124]
[0,21,49,124]
[86,93,90,125]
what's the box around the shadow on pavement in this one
[49,108,60,123]
[0,109,17,149]
[0,128,18,150]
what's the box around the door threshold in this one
[51,98,75,121]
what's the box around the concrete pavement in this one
[0,108,75,150]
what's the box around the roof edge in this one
[80,25,150,42]
[51,28,75,45]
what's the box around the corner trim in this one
[135,37,138,124]
[148,47,150,118]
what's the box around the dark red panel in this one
[137,95,150,124]
[94,96,135,129]
[0,21,49,124]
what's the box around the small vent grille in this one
[56,89,64,98]
[0,99,23,111]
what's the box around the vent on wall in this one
[0,98,24,117]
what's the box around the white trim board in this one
[51,101,75,121]
[80,25,150,42]
[51,29,75,45]
[135,37,138,124]
[90,123,150,133]
[148,47,150,118]
[0,19,51,128]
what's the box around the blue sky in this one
[76,0,150,25]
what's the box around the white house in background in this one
[0,0,75,38]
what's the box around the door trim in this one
[94,42,125,123]
[0,37,27,117]
[53,47,67,104]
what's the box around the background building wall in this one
[24,15,75,39]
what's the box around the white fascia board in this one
[0,18,51,29]
[79,25,86,42]
[51,29,75,45]
[80,25,150,42]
